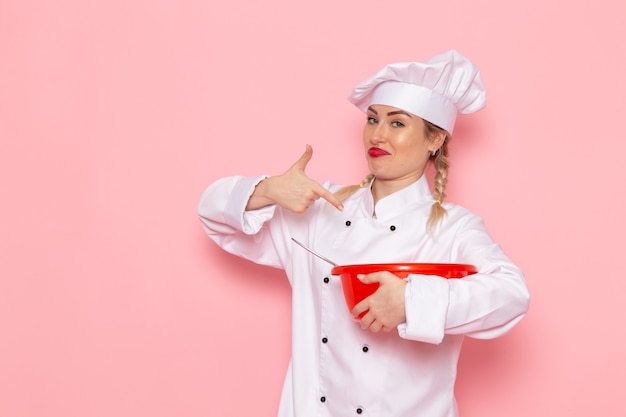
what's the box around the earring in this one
[431,149,437,156]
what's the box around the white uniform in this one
[198,174,529,417]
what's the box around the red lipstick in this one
[368,147,390,157]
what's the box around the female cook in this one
[198,50,530,417]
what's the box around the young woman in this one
[198,50,530,417]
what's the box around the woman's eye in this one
[367,116,378,124]
[392,121,405,127]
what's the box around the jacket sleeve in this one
[197,175,285,269]
[398,214,530,344]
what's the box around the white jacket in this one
[198,174,530,417]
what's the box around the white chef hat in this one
[348,50,486,133]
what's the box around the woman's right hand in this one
[246,145,344,213]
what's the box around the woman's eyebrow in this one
[387,110,412,117]
[366,107,411,117]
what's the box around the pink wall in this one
[1,0,625,416]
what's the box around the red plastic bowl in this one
[331,263,478,317]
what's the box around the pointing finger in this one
[313,183,344,212]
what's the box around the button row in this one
[320,337,368,353]
[318,397,364,414]
[345,220,396,231]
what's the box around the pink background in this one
[1,0,625,416]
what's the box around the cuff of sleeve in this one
[224,176,276,235]
[397,275,450,344]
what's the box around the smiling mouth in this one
[368,147,391,157]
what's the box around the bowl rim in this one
[331,263,477,275]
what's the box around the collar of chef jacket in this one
[362,174,434,222]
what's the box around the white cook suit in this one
[198,173,530,417]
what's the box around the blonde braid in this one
[333,173,374,202]
[427,137,450,232]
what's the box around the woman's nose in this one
[369,124,387,144]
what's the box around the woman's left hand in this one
[352,272,407,333]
